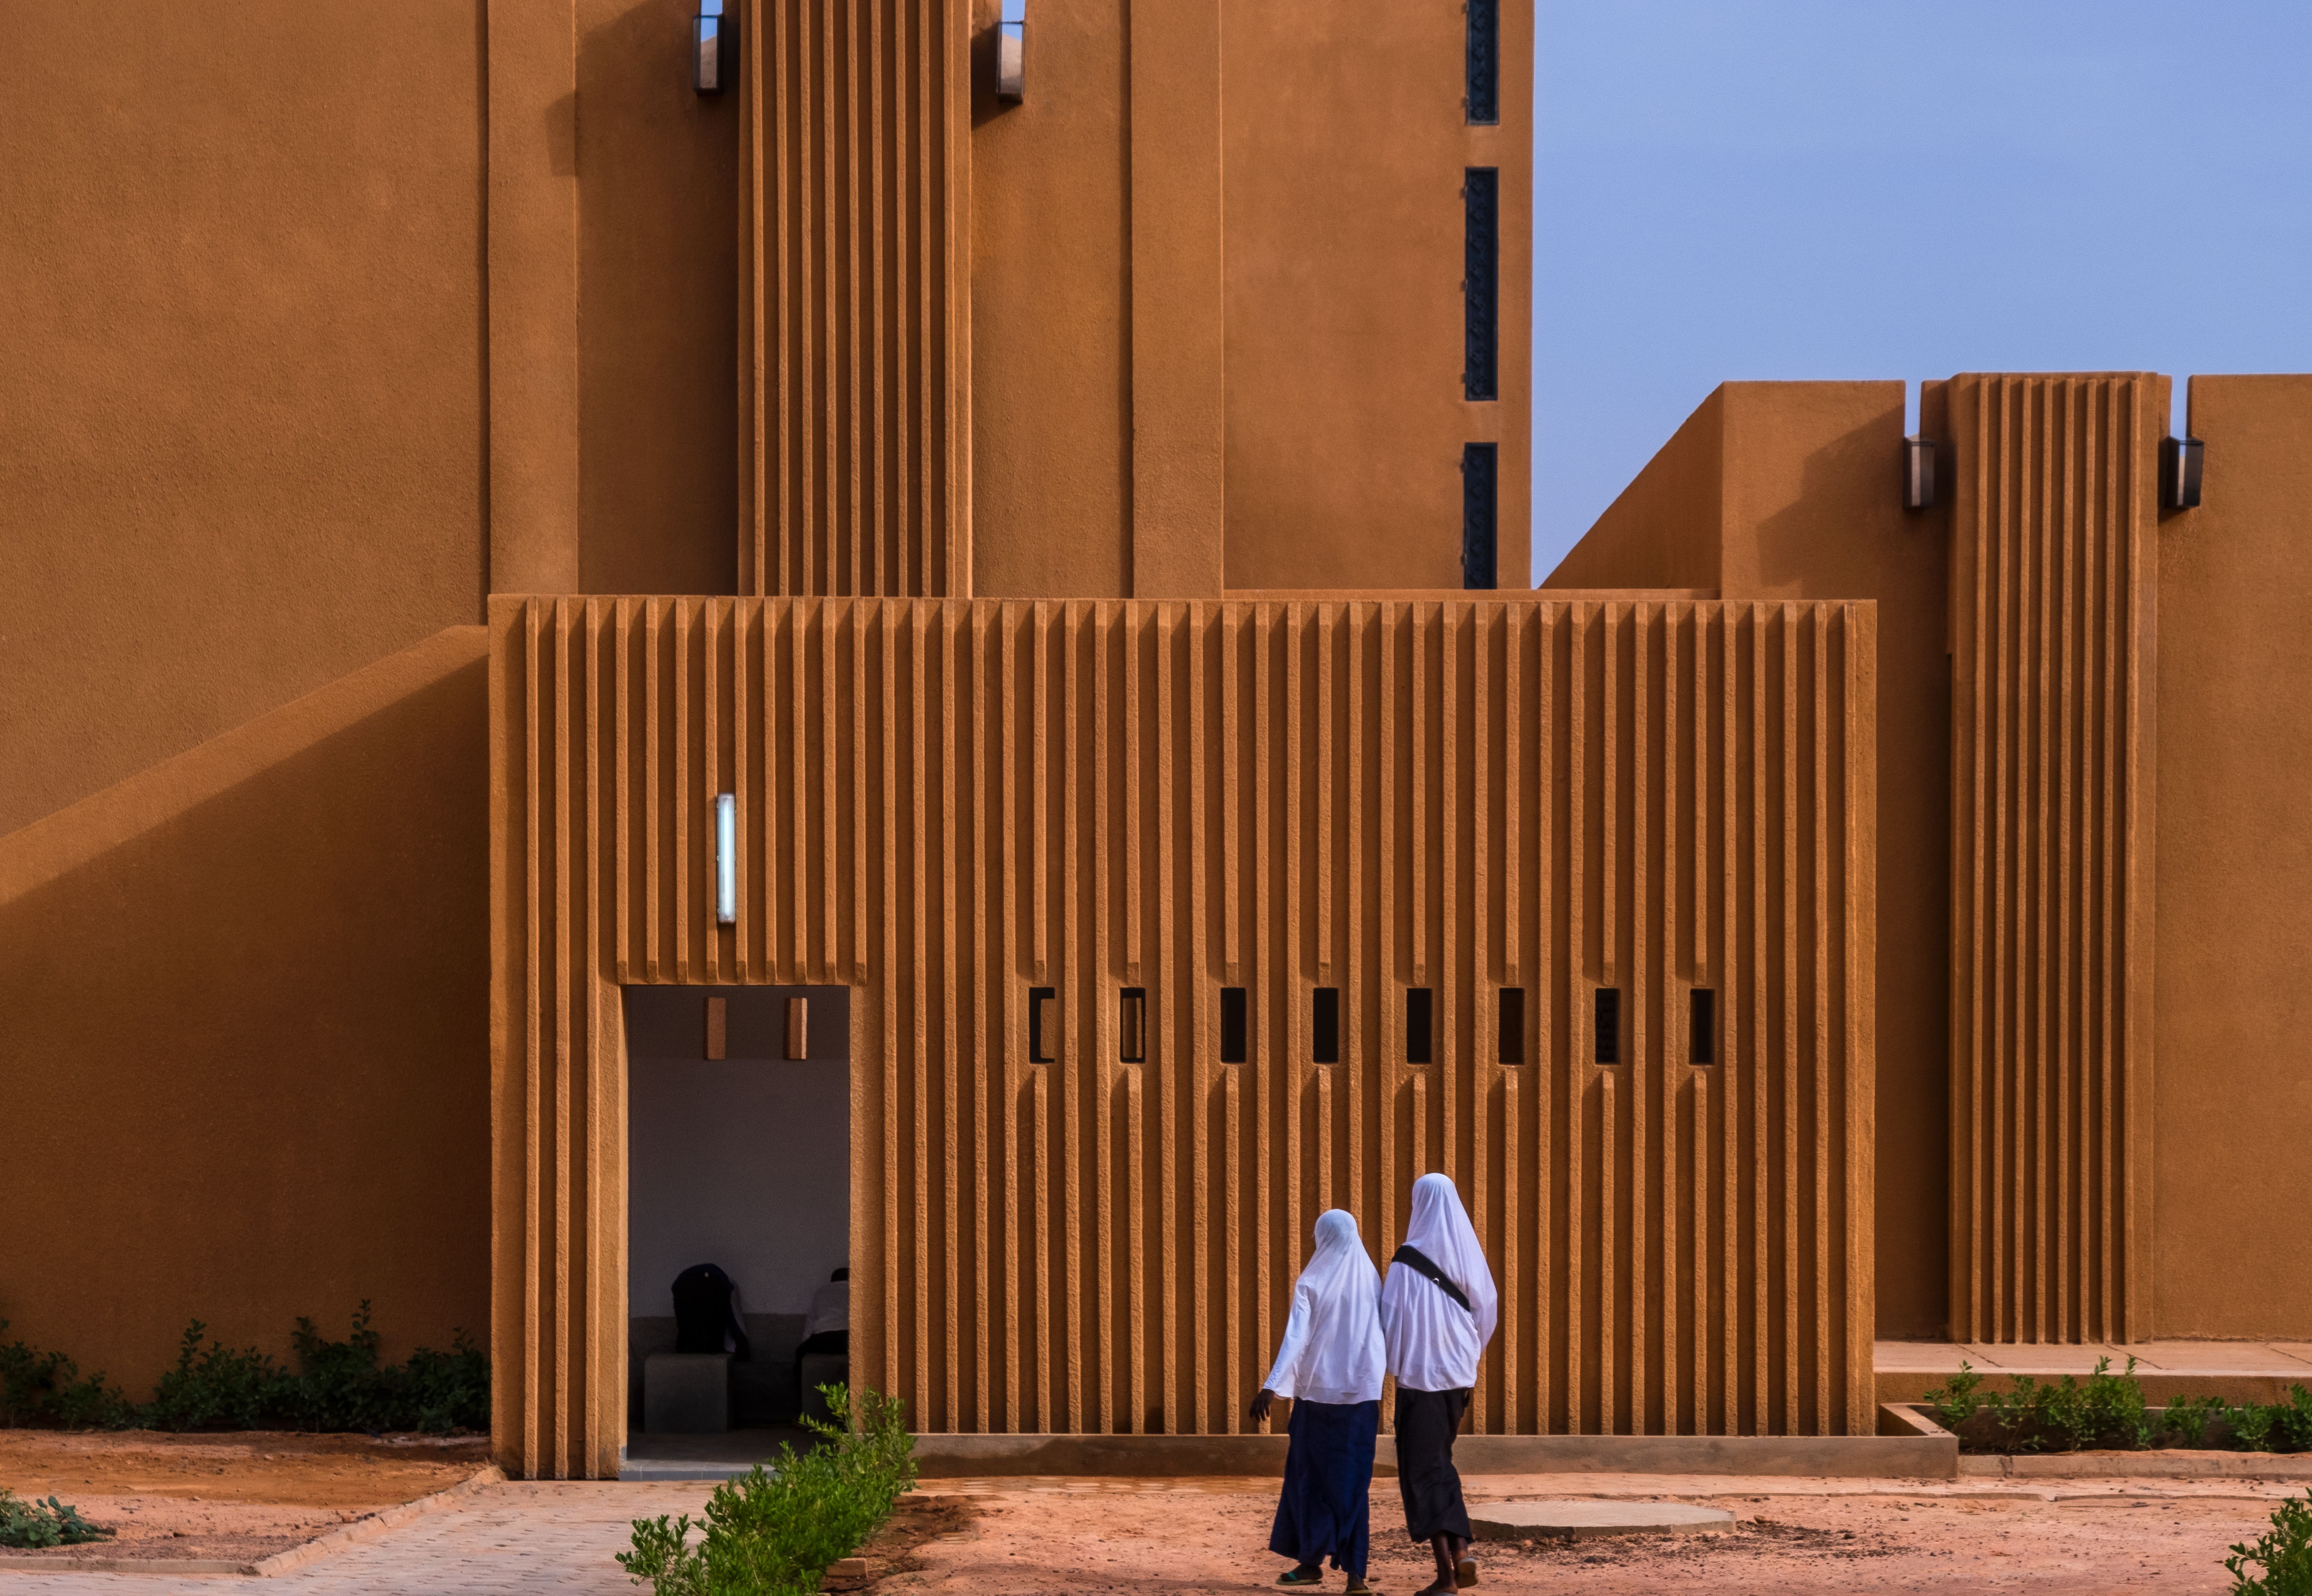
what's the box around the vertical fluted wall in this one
[738,0,970,598]
[490,595,1876,1478]
[1946,373,2161,1343]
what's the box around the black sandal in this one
[1278,1567,1324,1587]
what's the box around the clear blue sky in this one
[1531,0,2312,580]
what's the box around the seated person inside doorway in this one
[796,1267,848,1414]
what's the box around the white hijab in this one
[1262,1209,1386,1407]
[1379,1173,1499,1392]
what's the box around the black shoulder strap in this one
[1391,1244,1472,1314]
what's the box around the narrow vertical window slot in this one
[1404,987,1434,1063]
[1312,987,1341,1064]
[1461,443,1498,590]
[1498,987,1525,1064]
[1690,988,1716,1065]
[1461,168,1498,402]
[1464,0,1499,125]
[1219,986,1249,1064]
[1594,986,1621,1066]
[1118,987,1147,1064]
[1028,985,1056,1064]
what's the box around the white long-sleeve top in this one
[1261,1210,1386,1407]
[1379,1173,1500,1393]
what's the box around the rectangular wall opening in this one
[624,984,852,1456]
[1405,986,1433,1063]
[1461,443,1498,589]
[1462,168,1498,402]
[1118,987,1147,1064]
[1312,987,1341,1064]
[1594,986,1621,1065]
[1690,988,1716,1065]
[1465,0,1499,124]
[1498,986,1525,1064]
[1219,986,1248,1063]
[1028,985,1056,1063]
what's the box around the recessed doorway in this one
[622,984,850,1476]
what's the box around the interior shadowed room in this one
[623,985,852,1476]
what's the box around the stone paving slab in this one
[1471,1499,1734,1540]
[0,1482,710,1596]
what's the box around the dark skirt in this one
[1269,1398,1380,1576]
[1393,1385,1472,1541]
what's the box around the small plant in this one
[2160,1394,2229,1449]
[2236,1403,2281,1455]
[618,1382,917,1596]
[146,1322,280,1432]
[2061,1356,2150,1451]
[1922,1362,1984,1431]
[0,1322,134,1432]
[2226,1489,2312,1596]
[0,1489,114,1550]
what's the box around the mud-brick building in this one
[2,0,2306,1483]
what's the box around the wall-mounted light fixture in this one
[2162,435,2204,510]
[714,793,736,924]
[994,2,1025,102]
[1904,435,1937,511]
[694,0,729,95]
[784,997,809,1060]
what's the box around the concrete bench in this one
[644,1352,732,1433]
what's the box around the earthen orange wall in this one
[1221,0,1533,591]
[1544,383,1951,1338]
[0,1,489,836]
[1944,374,2164,1344]
[2151,374,2312,1337]
[490,594,1875,1479]
[0,631,492,1389]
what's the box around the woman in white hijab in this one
[1251,1209,1386,1591]
[1379,1173,1499,1594]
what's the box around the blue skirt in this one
[1268,1398,1379,1576]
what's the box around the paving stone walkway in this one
[0,1482,710,1596]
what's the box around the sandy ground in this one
[876,1476,2303,1595]
[0,1429,489,1565]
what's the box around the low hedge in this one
[1924,1358,2312,1455]
[0,1304,486,1434]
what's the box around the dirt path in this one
[0,1429,489,1566]
[882,1478,2292,1594]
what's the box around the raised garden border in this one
[1881,1403,2312,1480]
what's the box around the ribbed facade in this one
[1946,373,2160,1343]
[738,0,970,598]
[489,595,1876,1479]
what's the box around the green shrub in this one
[0,1306,486,1435]
[2236,1404,2281,1455]
[2226,1489,2312,1596]
[0,1489,113,1550]
[618,1383,917,1596]
[0,1322,134,1432]
[2159,1394,2230,1449]
[1922,1363,1983,1432]
[147,1322,280,1432]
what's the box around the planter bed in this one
[1881,1403,2312,1478]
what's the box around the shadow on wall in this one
[0,630,492,1394]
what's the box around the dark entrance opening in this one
[622,984,851,1473]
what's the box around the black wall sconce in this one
[694,0,730,95]
[2162,436,2204,511]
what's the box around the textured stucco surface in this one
[0,0,489,836]
[1544,382,1951,1339]
[2151,374,2312,1337]
[0,629,491,1391]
